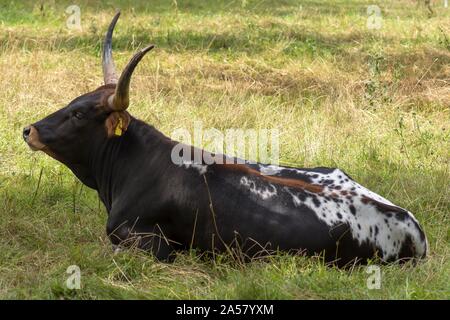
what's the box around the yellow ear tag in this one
[114,117,123,136]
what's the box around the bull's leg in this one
[106,218,175,261]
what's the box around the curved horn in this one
[102,11,120,85]
[108,44,155,111]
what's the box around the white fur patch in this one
[245,165,427,261]
[240,176,277,200]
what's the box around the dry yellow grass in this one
[0,0,448,299]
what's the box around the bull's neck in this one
[88,118,175,212]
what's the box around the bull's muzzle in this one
[23,125,46,151]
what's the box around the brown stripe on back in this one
[221,163,324,194]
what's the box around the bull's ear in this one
[105,111,131,138]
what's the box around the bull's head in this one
[23,12,153,184]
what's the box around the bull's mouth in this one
[28,142,46,151]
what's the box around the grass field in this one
[0,0,449,299]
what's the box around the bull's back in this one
[204,163,427,264]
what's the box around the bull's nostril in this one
[23,126,31,140]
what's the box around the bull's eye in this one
[73,111,85,120]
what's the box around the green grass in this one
[0,0,449,299]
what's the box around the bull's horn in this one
[102,11,120,85]
[108,44,155,111]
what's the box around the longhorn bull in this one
[23,12,427,266]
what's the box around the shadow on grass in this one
[1,26,377,56]
[1,0,378,24]
[2,0,424,57]
[0,155,447,299]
